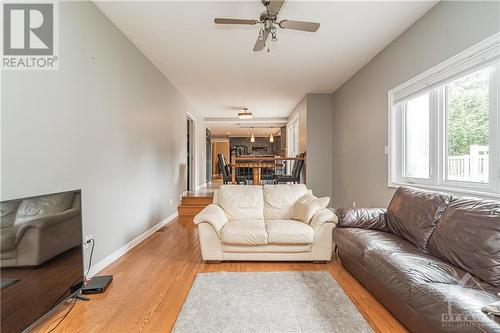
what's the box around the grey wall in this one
[1,2,199,268]
[306,94,333,200]
[288,94,333,201]
[331,1,500,208]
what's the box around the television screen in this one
[0,190,83,333]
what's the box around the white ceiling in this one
[208,119,283,136]
[96,1,436,119]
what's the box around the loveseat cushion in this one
[263,184,309,220]
[15,192,74,224]
[265,220,314,245]
[220,219,268,245]
[428,197,500,287]
[218,185,264,221]
[333,228,418,266]
[386,187,452,252]
[1,201,19,229]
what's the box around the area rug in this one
[173,271,373,333]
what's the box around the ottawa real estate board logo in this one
[2,2,59,70]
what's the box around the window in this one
[389,34,500,198]
[404,93,430,179]
[445,68,490,183]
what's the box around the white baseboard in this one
[87,211,178,277]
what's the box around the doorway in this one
[206,129,212,183]
[187,116,195,191]
[211,139,230,179]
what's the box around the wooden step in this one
[181,196,213,206]
[178,204,206,217]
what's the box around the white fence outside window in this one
[447,145,489,183]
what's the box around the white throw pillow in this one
[291,194,330,224]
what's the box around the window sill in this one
[388,182,500,201]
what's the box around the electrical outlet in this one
[352,202,357,208]
[169,198,173,206]
[83,234,94,249]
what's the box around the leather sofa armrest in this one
[310,208,338,232]
[193,204,228,235]
[335,207,387,230]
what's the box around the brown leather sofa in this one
[333,187,500,333]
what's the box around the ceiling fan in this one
[214,0,320,52]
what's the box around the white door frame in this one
[187,112,197,191]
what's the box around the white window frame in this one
[388,33,500,200]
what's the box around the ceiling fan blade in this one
[214,18,258,25]
[253,30,269,52]
[266,0,286,16]
[279,20,320,32]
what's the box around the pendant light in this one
[250,133,255,143]
[269,133,274,142]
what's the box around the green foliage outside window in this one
[447,69,489,156]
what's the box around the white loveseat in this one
[193,184,337,262]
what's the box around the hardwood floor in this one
[33,218,408,333]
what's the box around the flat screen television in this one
[0,190,84,333]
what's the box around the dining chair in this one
[274,153,305,184]
[218,154,247,185]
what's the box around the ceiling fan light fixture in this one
[238,112,253,120]
[250,133,255,142]
[214,0,320,52]
[238,107,253,120]
[269,133,274,142]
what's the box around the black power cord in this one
[84,238,95,278]
[45,238,95,332]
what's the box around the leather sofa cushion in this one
[386,187,452,252]
[410,282,500,332]
[428,198,500,288]
[220,219,268,245]
[263,184,309,220]
[365,250,467,305]
[265,220,314,245]
[333,228,418,266]
[218,185,264,221]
